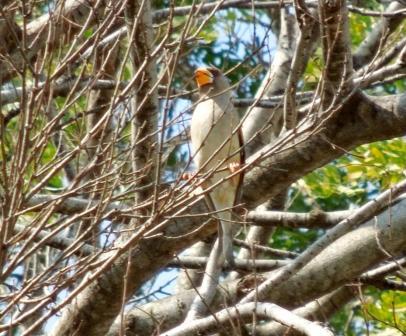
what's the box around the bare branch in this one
[318,0,353,108]
[233,238,299,258]
[1,1,405,334]
[354,49,406,88]
[284,2,318,129]
[175,240,213,293]
[360,257,406,279]
[246,209,352,229]
[169,256,288,272]
[0,0,124,82]
[348,5,406,17]
[49,0,160,334]
[183,238,223,321]
[353,1,406,69]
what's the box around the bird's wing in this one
[233,126,245,208]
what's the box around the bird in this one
[189,66,245,267]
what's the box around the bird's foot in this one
[228,162,241,174]
[181,172,205,195]
[228,162,242,187]
[181,171,196,181]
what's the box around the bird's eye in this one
[208,67,220,77]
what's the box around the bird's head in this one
[194,66,230,95]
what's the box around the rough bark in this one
[243,92,406,208]
[108,196,406,334]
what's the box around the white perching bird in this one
[189,66,244,266]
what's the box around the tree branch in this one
[108,195,406,335]
[354,47,406,88]
[169,256,288,272]
[246,209,352,229]
[234,238,298,258]
[318,0,353,107]
[0,0,124,82]
[183,238,223,321]
[162,302,333,336]
[284,2,318,129]
[255,287,354,335]
[240,178,406,303]
[49,0,160,334]
[242,92,406,208]
[175,240,213,293]
[353,1,406,69]
[242,8,298,155]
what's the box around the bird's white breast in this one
[190,96,240,173]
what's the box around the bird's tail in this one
[219,214,234,267]
[204,193,236,267]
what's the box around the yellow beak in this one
[195,68,213,87]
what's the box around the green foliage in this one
[330,290,406,336]
[303,53,323,91]
[344,139,406,190]
[41,143,64,189]
[349,13,374,48]
[288,138,406,335]
[289,139,406,213]
[271,227,321,253]
[197,29,218,44]
[83,28,94,39]
[364,290,406,335]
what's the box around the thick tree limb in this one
[108,196,406,335]
[162,302,333,336]
[242,92,406,208]
[240,178,406,303]
[255,287,354,335]
[246,209,352,229]
[183,239,223,321]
